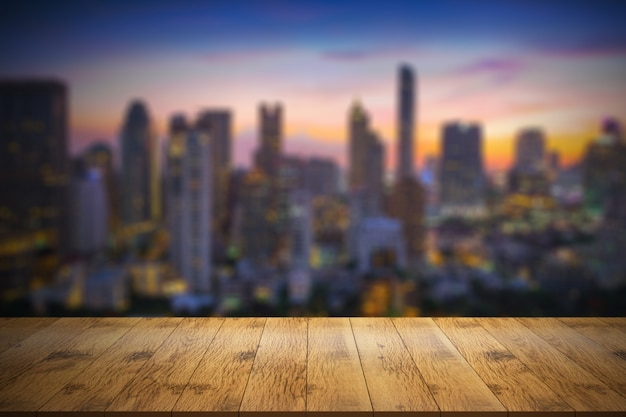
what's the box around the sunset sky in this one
[1,0,625,173]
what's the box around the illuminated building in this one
[119,100,157,225]
[439,122,486,217]
[84,142,118,230]
[0,80,69,296]
[288,190,312,304]
[388,177,425,261]
[397,64,415,180]
[165,114,188,279]
[348,100,385,215]
[197,110,232,247]
[69,168,108,255]
[583,119,626,219]
[180,116,213,293]
[0,80,69,242]
[237,168,274,265]
[389,64,425,262]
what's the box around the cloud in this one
[454,57,525,79]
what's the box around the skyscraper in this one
[514,128,545,173]
[397,64,415,180]
[348,100,385,215]
[84,142,117,230]
[255,102,282,178]
[348,99,370,191]
[69,168,108,255]
[439,122,486,217]
[197,110,232,246]
[166,113,214,293]
[0,80,69,242]
[166,114,188,277]
[120,100,155,226]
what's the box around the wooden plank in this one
[39,317,183,417]
[239,317,307,417]
[597,317,626,332]
[560,318,626,356]
[172,318,266,417]
[519,317,626,396]
[481,317,626,416]
[435,317,574,417]
[0,317,58,354]
[351,317,439,416]
[306,317,371,417]
[105,317,223,417]
[0,317,99,389]
[393,317,506,416]
[0,318,138,415]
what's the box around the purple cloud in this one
[455,57,525,77]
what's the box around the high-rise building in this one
[69,168,109,255]
[348,101,386,215]
[439,122,486,217]
[0,80,69,242]
[119,100,156,226]
[397,64,415,180]
[583,119,626,219]
[238,168,274,265]
[180,117,212,293]
[255,102,282,178]
[166,114,188,277]
[197,110,232,246]
[288,190,312,304]
[348,99,370,191]
[0,80,69,296]
[513,128,545,173]
[388,177,425,260]
[84,142,118,230]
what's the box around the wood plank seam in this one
[390,318,442,414]
[169,318,226,415]
[348,318,376,415]
[431,319,509,413]
[236,318,268,414]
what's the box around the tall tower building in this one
[84,142,117,230]
[69,168,108,255]
[166,114,188,277]
[514,128,545,173]
[0,80,69,241]
[197,110,232,246]
[348,99,370,191]
[180,117,212,293]
[397,64,415,180]
[255,102,282,178]
[120,100,155,225]
[439,122,486,217]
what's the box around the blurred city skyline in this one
[2,0,625,172]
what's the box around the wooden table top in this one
[0,317,624,416]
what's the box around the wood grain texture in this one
[393,318,506,416]
[519,317,626,396]
[481,317,626,416]
[0,317,98,389]
[172,318,266,417]
[39,317,183,416]
[559,318,626,359]
[306,318,371,417]
[0,317,58,354]
[0,318,138,414]
[105,317,223,417]
[435,317,573,417]
[351,317,439,417]
[239,317,307,417]
[597,318,626,331]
